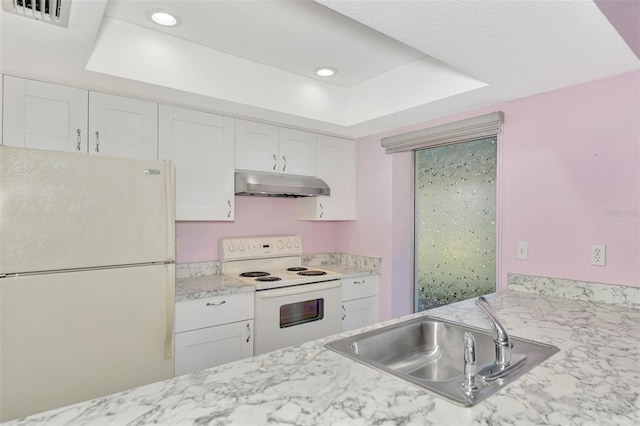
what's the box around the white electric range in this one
[220,235,343,355]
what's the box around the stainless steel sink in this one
[325,316,559,406]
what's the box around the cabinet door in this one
[175,320,253,376]
[278,127,317,175]
[235,119,279,173]
[342,297,379,332]
[297,135,356,220]
[159,105,235,221]
[88,92,157,159]
[2,75,88,153]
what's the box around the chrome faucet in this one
[475,296,525,380]
[476,296,511,367]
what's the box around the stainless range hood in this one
[235,170,330,197]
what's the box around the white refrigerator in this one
[0,146,176,422]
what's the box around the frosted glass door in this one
[414,137,497,311]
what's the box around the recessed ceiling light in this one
[147,10,180,27]
[315,67,336,77]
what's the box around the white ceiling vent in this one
[2,0,71,27]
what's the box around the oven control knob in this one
[238,243,245,252]
[293,240,300,248]
[228,243,236,252]
[278,241,285,249]
[286,241,292,248]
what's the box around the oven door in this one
[254,280,342,355]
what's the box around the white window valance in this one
[381,111,504,154]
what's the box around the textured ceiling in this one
[1,0,638,138]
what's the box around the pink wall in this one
[176,196,338,263]
[176,71,639,321]
[336,71,640,320]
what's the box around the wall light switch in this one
[516,241,528,260]
[591,244,606,266]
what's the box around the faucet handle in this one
[462,332,479,391]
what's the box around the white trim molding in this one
[381,111,504,154]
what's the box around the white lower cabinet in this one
[175,320,253,376]
[175,292,254,376]
[342,275,380,332]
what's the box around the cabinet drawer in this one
[342,275,379,301]
[175,292,254,333]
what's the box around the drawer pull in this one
[246,323,252,343]
[353,280,365,285]
[205,300,226,306]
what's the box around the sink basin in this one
[325,316,559,406]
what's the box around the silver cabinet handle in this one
[205,300,226,306]
[272,154,277,171]
[94,130,100,153]
[227,200,232,218]
[342,304,346,320]
[246,323,251,343]
[354,280,366,285]
[76,129,82,151]
[320,203,324,219]
[282,155,287,172]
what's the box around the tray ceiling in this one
[1,0,638,138]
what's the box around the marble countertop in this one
[313,264,379,279]
[7,290,639,425]
[175,275,255,302]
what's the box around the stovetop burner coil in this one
[255,276,282,282]
[286,267,308,272]
[240,271,270,278]
[297,270,327,276]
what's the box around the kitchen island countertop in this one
[6,289,639,425]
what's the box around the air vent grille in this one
[2,0,71,27]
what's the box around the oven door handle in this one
[256,280,341,298]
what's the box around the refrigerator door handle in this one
[163,160,176,360]
[165,263,175,360]
[165,160,176,262]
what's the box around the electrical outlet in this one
[516,241,528,260]
[591,244,606,266]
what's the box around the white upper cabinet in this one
[297,135,356,221]
[279,127,317,176]
[2,75,88,153]
[235,119,279,173]
[88,92,158,160]
[236,121,317,176]
[159,105,235,221]
[2,76,158,160]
